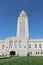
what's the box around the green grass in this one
[0,56,43,65]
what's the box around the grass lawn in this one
[0,56,43,65]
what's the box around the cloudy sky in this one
[0,0,43,39]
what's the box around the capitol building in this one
[0,10,43,58]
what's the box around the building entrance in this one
[10,51,16,56]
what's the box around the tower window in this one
[20,22,25,37]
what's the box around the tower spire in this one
[20,10,27,17]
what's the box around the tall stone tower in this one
[17,10,29,38]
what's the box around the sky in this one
[0,0,43,39]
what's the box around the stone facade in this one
[0,10,43,57]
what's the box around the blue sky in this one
[0,0,43,39]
